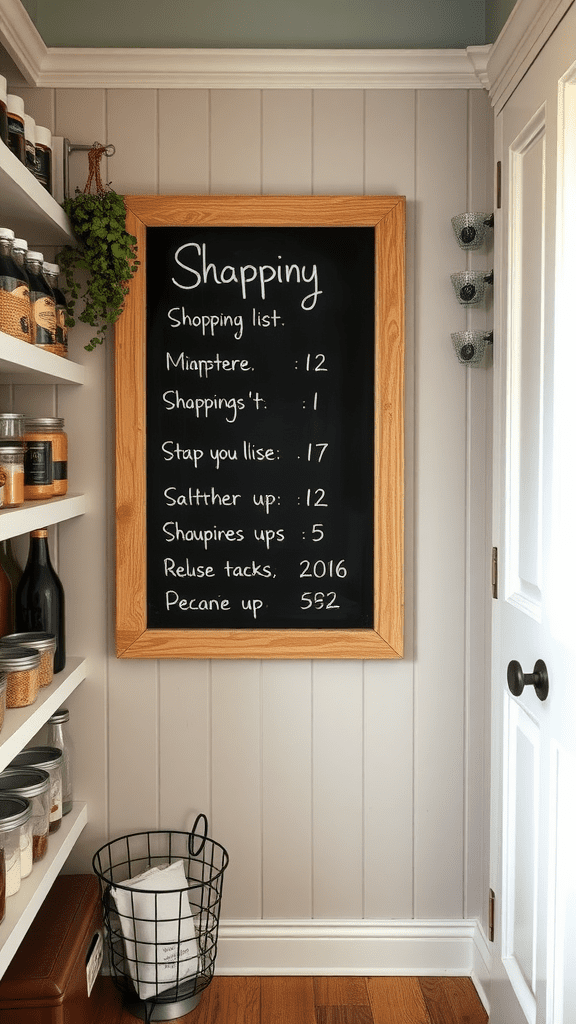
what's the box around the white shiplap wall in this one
[14,82,492,967]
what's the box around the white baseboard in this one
[216,918,487,983]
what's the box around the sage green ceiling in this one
[20,0,515,48]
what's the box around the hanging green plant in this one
[56,144,139,351]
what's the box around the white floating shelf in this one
[0,802,88,978]
[0,332,85,385]
[0,658,87,772]
[0,143,74,247]
[0,494,86,541]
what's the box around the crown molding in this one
[487,0,574,111]
[0,1,490,91]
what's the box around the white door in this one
[491,5,576,1023]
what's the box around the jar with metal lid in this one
[0,631,56,688]
[46,708,74,814]
[0,75,8,146]
[0,768,50,863]
[9,747,62,833]
[0,439,25,507]
[0,413,25,440]
[24,417,67,497]
[0,227,32,344]
[42,263,68,358]
[0,645,40,707]
[6,94,25,163]
[0,796,31,914]
[34,126,52,192]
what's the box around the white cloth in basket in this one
[111,859,199,1001]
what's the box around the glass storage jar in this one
[0,645,40,707]
[0,440,25,507]
[0,631,56,688]
[0,413,25,440]
[0,768,50,864]
[46,708,74,814]
[24,418,67,497]
[0,673,6,734]
[0,796,31,915]
[9,747,63,834]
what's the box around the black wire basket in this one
[92,815,229,1022]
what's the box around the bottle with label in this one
[15,529,65,674]
[24,251,58,353]
[0,75,8,146]
[42,264,68,357]
[0,540,22,634]
[0,228,32,344]
[45,708,74,815]
[6,95,25,163]
[0,564,12,638]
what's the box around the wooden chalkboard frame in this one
[115,195,404,659]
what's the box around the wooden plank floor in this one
[94,976,488,1023]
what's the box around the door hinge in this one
[492,546,498,599]
[489,888,496,942]
[496,161,502,209]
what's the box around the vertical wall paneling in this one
[262,91,313,194]
[312,91,364,194]
[414,90,468,920]
[3,80,492,951]
[210,91,262,194]
[312,662,364,919]
[364,90,416,919]
[158,91,210,194]
[107,90,159,194]
[211,661,263,919]
[157,660,212,832]
[261,661,313,919]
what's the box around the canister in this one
[0,768,50,864]
[0,796,31,916]
[0,413,25,440]
[0,673,6,734]
[9,747,63,834]
[24,417,67,497]
[6,95,25,163]
[23,114,36,175]
[0,632,56,688]
[0,440,25,507]
[0,75,8,146]
[46,708,74,814]
[0,645,41,707]
[34,126,52,192]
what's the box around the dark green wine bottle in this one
[15,529,65,673]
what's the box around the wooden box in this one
[0,874,104,1024]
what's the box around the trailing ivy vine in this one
[56,181,139,352]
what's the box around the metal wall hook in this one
[62,138,116,198]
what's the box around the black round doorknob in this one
[507,659,549,701]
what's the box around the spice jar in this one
[24,114,37,176]
[0,75,8,147]
[24,417,67,497]
[0,631,56,688]
[34,126,52,192]
[0,645,40,707]
[0,227,32,344]
[46,708,74,814]
[6,94,25,163]
[42,264,68,357]
[0,796,31,913]
[9,748,63,834]
[0,440,25,507]
[0,768,50,864]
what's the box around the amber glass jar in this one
[0,441,25,507]
[24,418,67,498]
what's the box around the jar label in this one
[0,280,31,342]
[30,293,57,346]
[53,459,68,481]
[24,440,53,485]
[35,146,51,190]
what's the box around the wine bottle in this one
[0,538,22,632]
[15,529,65,673]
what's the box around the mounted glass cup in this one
[451,212,494,250]
[450,270,493,306]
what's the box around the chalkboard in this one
[116,196,404,659]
